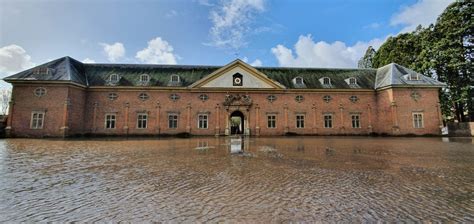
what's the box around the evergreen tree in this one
[358,46,376,68]
[431,0,473,122]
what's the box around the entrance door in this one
[230,111,244,135]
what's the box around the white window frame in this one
[324,114,333,128]
[171,74,180,82]
[30,111,45,129]
[294,76,304,85]
[413,112,424,128]
[168,113,178,129]
[198,114,208,129]
[137,113,148,129]
[105,114,116,129]
[351,114,361,128]
[408,73,420,81]
[349,77,357,85]
[109,74,119,83]
[323,77,331,85]
[296,114,305,128]
[267,115,276,128]
[140,74,150,83]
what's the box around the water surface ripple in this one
[0,137,473,222]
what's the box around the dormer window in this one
[349,77,357,85]
[319,77,332,87]
[295,77,304,85]
[408,73,420,81]
[33,67,51,75]
[323,77,331,85]
[140,74,150,83]
[168,74,182,87]
[106,74,120,86]
[292,76,306,88]
[109,74,119,83]
[171,74,180,82]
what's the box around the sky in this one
[0,0,453,85]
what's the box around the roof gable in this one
[190,59,286,89]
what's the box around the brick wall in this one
[8,84,443,137]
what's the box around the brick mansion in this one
[4,57,445,137]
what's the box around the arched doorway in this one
[230,110,244,135]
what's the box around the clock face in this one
[234,77,241,84]
[233,74,243,86]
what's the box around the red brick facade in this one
[6,84,443,137]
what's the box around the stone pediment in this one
[190,59,285,89]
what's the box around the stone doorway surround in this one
[223,93,252,136]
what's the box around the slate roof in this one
[3,56,445,89]
[375,63,446,89]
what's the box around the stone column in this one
[312,103,317,134]
[215,104,220,136]
[367,103,373,133]
[225,108,230,136]
[391,101,400,134]
[92,101,98,133]
[60,98,70,137]
[156,101,161,135]
[339,103,345,131]
[244,108,250,136]
[124,102,130,135]
[255,104,260,136]
[437,102,443,129]
[284,104,289,133]
[186,103,191,133]
[5,100,15,137]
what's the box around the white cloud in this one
[100,42,125,62]
[391,0,452,33]
[250,59,262,67]
[271,34,386,68]
[166,10,178,18]
[82,58,96,63]
[207,0,266,50]
[0,44,35,76]
[136,37,178,64]
[242,57,263,66]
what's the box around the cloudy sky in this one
[0,0,453,82]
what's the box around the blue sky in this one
[0,0,453,80]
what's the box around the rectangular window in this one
[267,115,276,128]
[105,114,116,129]
[413,113,424,128]
[198,114,208,129]
[296,115,305,128]
[324,114,333,128]
[30,112,45,129]
[351,115,361,128]
[137,113,148,129]
[168,114,178,129]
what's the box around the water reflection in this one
[0,137,472,222]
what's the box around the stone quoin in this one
[3,57,446,137]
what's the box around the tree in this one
[431,0,473,122]
[372,25,430,71]
[370,0,473,122]
[358,46,376,68]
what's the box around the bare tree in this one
[0,89,12,115]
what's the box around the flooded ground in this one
[0,136,473,222]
